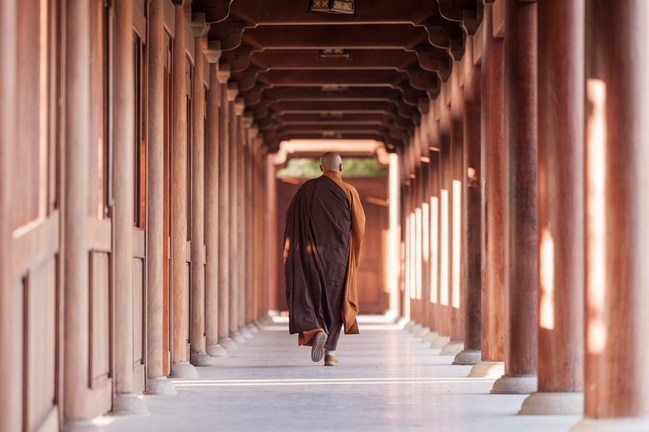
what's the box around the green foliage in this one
[276,157,387,178]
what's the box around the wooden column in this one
[217,74,235,349]
[63,0,92,424]
[454,35,482,366]
[520,0,584,415]
[419,160,432,337]
[112,0,148,413]
[572,2,649,429]
[265,156,279,314]
[189,30,213,367]
[0,0,19,429]
[236,107,249,338]
[492,0,538,394]
[432,85,452,348]
[205,52,226,357]
[470,2,505,379]
[145,0,175,395]
[427,149,440,340]
[441,62,465,356]
[227,85,244,343]
[170,5,196,378]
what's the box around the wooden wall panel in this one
[90,252,111,387]
[25,258,57,430]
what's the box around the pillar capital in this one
[234,98,245,116]
[190,13,210,37]
[226,83,238,102]
[204,41,221,64]
[217,64,231,84]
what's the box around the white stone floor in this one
[101,315,581,432]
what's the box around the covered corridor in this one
[1,0,649,431]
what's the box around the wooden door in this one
[12,1,61,429]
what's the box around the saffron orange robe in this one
[283,171,365,344]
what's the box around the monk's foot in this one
[324,355,338,366]
[311,332,327,362]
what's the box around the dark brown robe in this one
[283,171,365,344]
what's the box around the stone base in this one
[62,420,104,432]
[232,331,247,344]
[396,317,411,328]
[440,341,464,356]
[409,323,423,334]
[469,361,505,378]
[422,331,439,342]
[415,326,430,338]
[519,391,584,415]
[219,337,237,350]
[453,349,481,365]
[145,376,176,395]
[171,361,199,379]
[190,351,215,367]
[403,320,416,331]
[207,344,228,357]
[430,335,450,349]
[240,326,254,339]
[112,392,149,416]
[571,417,649,432]
[247,323,259,334]
[491,374,537,394]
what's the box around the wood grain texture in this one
[537,0,584,392]
[503,0,537,377]
[585,0,649,418]
[480,3,505,363]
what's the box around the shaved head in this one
[320,152,343,173]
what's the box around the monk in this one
[283,152,366,366]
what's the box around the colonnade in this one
[399,1,649,429]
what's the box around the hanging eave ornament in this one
[310,0,356,15]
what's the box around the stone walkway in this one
[102,316,581,431]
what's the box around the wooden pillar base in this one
[491,375,537,394]
[231,331,246,344]
[415,326,431,338]
[453,349,481,365]
[207,344,228,357]
[239,326,254,339]
[112,393,149,417]
[171,361,199,379]
[519,391,583,415]
[145,377,176,395]
[469,361,505,378]
[402,320,416,331]
[430,335,450,349]
[440,341,464,356]
[408,323,423,334]
[246,323,260,334]
[190,352,216,367]
[219,337,237,350]
[571,418,649,432]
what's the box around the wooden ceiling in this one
[190,0,482,152]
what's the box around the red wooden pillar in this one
[572,2,649,430]
[189,30,214,367]
[0,0,19,430]
[205,55,227,358]
[441,61,464,356]
[520,0,584,415]
[112,0,148,413]
[492,0,538,394]
[427,148,441,341]
[432,84,452,349]
[145,0,175,394]
[170,5,197,378]
[469,2,505,379]
[454,35,482,366]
